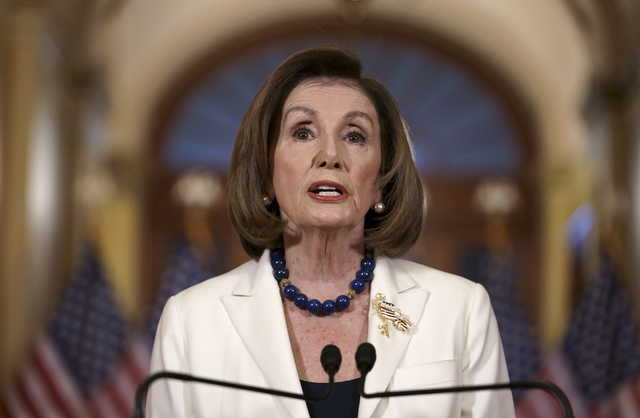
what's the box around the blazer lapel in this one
[221,251,308,418]
[358,257,430,418]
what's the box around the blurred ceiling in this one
[25,0,640,164]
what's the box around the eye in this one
[345,130,366,144]
[292,126,314,140]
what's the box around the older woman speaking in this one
[148,48,515,417]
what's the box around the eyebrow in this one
[344,111,374,126]
[283,106,316,120]
[283,107,375,126]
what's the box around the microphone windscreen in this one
[320,344,342,376]
[355,342,376,375]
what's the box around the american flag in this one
[517,255,640,418]
[2,244,148,418]
[144,240,213,346]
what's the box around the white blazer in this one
[147,250,516,417]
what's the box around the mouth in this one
[307,181,348,202]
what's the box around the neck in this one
[282,226,365,288]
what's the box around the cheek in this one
[274,142,304,174]
[361,176,379,203]
[273,150,304,201]
[273,166,290,200]
[355,158,382,205]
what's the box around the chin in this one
[307,213,358,230]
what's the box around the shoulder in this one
[384,257,491,316]
[387,257,483,297]
[150,258,262,365]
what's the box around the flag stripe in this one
[112,369,136,416]
[615,381,639,418]
[91,388,120,418]
[593,400,616,418]
[518,387,559,418]
[127,341,150,382]
[13,377,41,418]
[106,370,133,418]
[35,337,87,417]
[5,386,29,418]
[545,354,587,417]
[515,397,535,418]
[32,349,75,418]
[124,351,147,407]
[631,379,640,411]
[21,365,58,418]
[514,405,533,418]
[91,342,152,418]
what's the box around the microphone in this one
[355,341,376,375]
[355,343,574,418]
[320,344,342,378]
[320,344,341,400]
[133,344,342,418]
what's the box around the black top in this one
[300,378,361,418]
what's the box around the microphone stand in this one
[133,344,342,418]
[355,343,574,418]
[358,378,574,418]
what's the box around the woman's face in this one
[273,79,382,232]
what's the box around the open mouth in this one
[307,182,347,200]
[312,185,343,197]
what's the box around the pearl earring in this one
[263,195,272,206]
[373,202,386,214]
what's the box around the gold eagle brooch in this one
[373,293,413,337]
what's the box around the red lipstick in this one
[307,181,348,202]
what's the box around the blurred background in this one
[1,0,639,417]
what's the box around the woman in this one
[148,48,515,417]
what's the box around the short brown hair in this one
[228,48,424,258]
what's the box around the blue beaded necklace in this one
[270,248,375,316]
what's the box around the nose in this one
[314,137,345,170]
[318,156,341,169]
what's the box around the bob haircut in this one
[228,47,424,259]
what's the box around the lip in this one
[307,180,349,202]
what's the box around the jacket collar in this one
[221,250,306,417]
[221,250,430,418]
[359,256,429,418]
